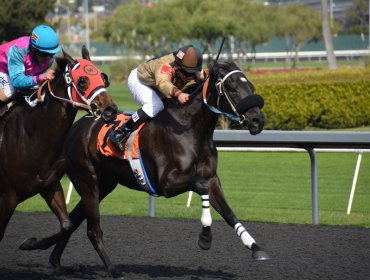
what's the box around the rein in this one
[36,78,91,111]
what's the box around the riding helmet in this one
[30,25,60,54]
[174,45,203,73]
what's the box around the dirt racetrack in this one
[0,212,369,280]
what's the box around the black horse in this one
[22,61,268,276]
[0,47,117,243]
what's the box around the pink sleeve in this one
[34,74,45,84]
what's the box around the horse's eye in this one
[77,76,90,92]
[225,79,237,91]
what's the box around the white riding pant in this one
[128,68,164,118]
[0,72,15,101]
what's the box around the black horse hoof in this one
[251,243,270,261]
[198,226,212,250]
[53,264,65,275]
[108,267,121,278]
[19,238,37,250]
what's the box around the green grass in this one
[108,83,138,111]
[16,152,370,227]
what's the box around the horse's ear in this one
[62,48,78,68]
[101,72,110,88]
[81,45,91,61]
[208,60,217,75]
[247,80,255,92]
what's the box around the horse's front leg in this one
[0,190,18,242]
[40,182,72,231]
[48,200,87,274]
[161,174,214,250]
[71,174,119,278]
[208,175,270,260]
[193,179,213,250]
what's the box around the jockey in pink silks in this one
[0,24,60,102]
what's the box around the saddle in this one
[97,113,157,195]
[0,100,15,117]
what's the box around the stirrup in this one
[109,130,130,152]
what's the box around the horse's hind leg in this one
[208,175,270,260]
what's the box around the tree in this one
[340,0,369,34]
[321,0,337,69]
[190,0,235,56]
[232,1,275,69]
[274,4,322,68]
[0,0,57,42]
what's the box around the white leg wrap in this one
[234,222,255,249]
[200,195,212,227]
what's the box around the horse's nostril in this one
[90,103,98,112]
[252,118,260,124]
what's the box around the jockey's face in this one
[176,67,196,82]
[32,48,53,64]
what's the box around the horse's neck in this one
[24,80,77,141]
[157,85,219,137]
[45,93,76,126]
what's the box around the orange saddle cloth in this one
[97,114,144,160]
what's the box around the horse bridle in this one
[37,76,91,112]
[203,69,263,124]
[37,61,107,118]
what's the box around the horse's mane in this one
[183,60,239,99]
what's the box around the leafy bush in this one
[109,59,143,83]
[248,68,370,129]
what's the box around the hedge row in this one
[248,68,370,130]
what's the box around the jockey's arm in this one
[7,46,38,90]
[154,64,179,98]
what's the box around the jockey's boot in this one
[109,108,150,152]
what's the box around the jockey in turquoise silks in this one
[0,25,60,102]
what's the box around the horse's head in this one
[55,46,117,123]
[207,61,265,135]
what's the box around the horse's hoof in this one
[49,256,64,275]
[251,243,270,261]
[252,249,270,260]
[108,267,121,278]
[19,238,37,250]
[198,226,212,250]
[54,265,64,275]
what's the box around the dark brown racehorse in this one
[21,61,268,277]
[0,47,117,243]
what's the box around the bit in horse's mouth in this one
[101,106,118,123]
